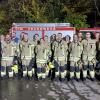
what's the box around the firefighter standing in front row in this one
[19,33,35,78]
[65,35,71,76]
[82,32,96,81]
[44,35,52,76]
[69,34,83,81]
[1,34,18,78]
[11,34,19,77]
[35,38,48,80]
[52,33,68,81]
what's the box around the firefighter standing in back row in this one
[19,33,35,78]
[1,34,18,78]
[82,32,96,81]
[95,32,100,75]
[35,38,47,80]
[78,32,83,43]
[52,33,68,81]
[69,34,83,81]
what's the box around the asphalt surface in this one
[0,78,100,100]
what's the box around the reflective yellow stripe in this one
[64,70,67,76]
[25,57,31,60]
[37,73,42,78]
[55,72,59,76]
[42,73,46,78]
[37,59,46,63]
[28,71,33,77]
[8,71,13,78]
[1,72,6,77]
[70,72,74,78]
[70,57,80,62]
[61,72,65,78]
[58,57,65,61]
[90,70,95,78]
[22,56,32,60]
[23,71,27,76]
[76,72,80,79]
[32,68,35,74]
[83,70,87,78]
[2,57,13,60]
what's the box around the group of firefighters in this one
[0,31,100,82]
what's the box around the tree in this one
[0,0,96,34]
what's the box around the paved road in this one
[0,78,100,100]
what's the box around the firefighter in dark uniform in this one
[95,32,100,77]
